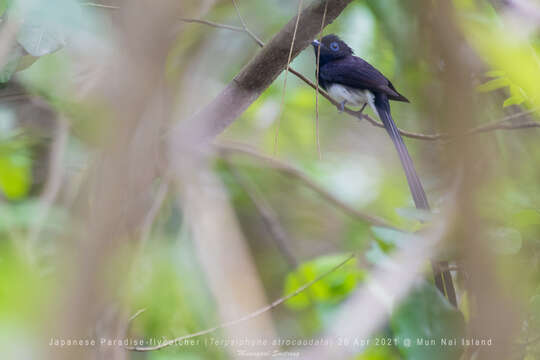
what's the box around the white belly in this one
[327,84,374,108]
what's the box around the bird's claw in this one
[359,103,367,114]
[337,101,346,113]
[351,103,367,117]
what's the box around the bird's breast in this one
[327,83,373,107]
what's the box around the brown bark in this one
[171,0,354,146]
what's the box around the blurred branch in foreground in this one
[294,200,455,359]
[170,155,278,356]
[216,141,395,229]
[416,1,520,359]
[49,2,188,360]
[166,2,353,356]
[126,254,355,352]
[170,0,353,145]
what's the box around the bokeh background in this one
[1,0,540,359]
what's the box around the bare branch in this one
[87,4,522,145]
[126,254,355,352]
[81,2,119,9]
[231,0,265,46]
[169,0,354,147]
[128,308,146,323]
[290,69,540,141]
[179,18,245,34]
[179,14,539,141]
[216,141,397,230]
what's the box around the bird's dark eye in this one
[330,42,339,51]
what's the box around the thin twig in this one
[81,2,120,9]
[126,254,355,352]
[119,10,261,45]
[121,307,147,349]
[178,18,246,34]
[179,16,540,141]
[300,202,453,359]
[128,308,147,323]
[231,0,265,47]
[273,0,305,155]
[314,1,328,160]
[216,141,398,230]
[289,69,540,141]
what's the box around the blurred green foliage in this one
[391,283,465,360]
[0,109,31,199]
[1,0,540,359]
[283,254,364,310]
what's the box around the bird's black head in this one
[311,34,353,66]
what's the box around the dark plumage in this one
[312,34,426,208]
[311,34,457,307]
[313,34,408,102]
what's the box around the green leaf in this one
[503,95,525,107]
[484,70,505,78]
[0,151,31,199]
[356,342,401,360]
[283,254,365,310]
[511,209,540,228]
[0,0,11,16]
[486,227,522,255]
[391,283,466,360]
[476,77,510,92]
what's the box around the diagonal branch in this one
[169,0,354,148]
[231,0,265,46]
[81,2,119,9]
[288,66,540,141]
[126,254,355,351]
[179,15,539,141]
[179,18,245,33]
[87,3,540,140]
[216,141,397,230]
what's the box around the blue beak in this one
[311,39,320,47]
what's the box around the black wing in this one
[319,56,409,102]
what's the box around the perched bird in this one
[311,34,427,208]
[312,34,456,305]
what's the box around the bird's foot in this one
[351,103,367,117]
[336,101,346,113]
[358,103,367,114]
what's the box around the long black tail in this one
[374,93,457,306]
[374,94,429,210]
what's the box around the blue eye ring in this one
[330,42,339,51]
